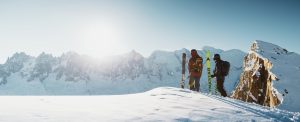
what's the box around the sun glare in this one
[81,22,123,58]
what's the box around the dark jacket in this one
[213,60,224,77]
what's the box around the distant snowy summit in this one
[251,40,290,56]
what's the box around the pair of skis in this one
[180,51,217,94]
[206,51,218,94]
[180,53,186,89]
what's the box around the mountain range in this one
[0,40,299,112]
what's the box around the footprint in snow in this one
[172,89,192,93]
[235,110,243,114]
[175,118,193,122]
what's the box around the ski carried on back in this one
[206,50,212,93]
[180,53,186,88]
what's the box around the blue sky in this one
[0,0,299,63]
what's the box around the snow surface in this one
[0,87,298,122]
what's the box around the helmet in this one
[213,54,220,60]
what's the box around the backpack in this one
[222,60,230,76]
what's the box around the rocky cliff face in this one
[231,41,282,108]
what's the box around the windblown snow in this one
[0,87,298,122]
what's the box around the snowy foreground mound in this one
[1,87,298,122]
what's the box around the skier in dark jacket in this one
[188,49,203,92]
[211,54,227,97]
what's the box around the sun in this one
[81,22,124,58]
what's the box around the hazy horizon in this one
[1,0,299,63]
[0,43,245,64]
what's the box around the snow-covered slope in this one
[0,48,245,95]
[0,87,298,122]
[250,40,300,112]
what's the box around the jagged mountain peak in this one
[202,46,224,53]
[251,40,289,55]
[150,50,171,55]
[231,40,300,112]
[36,52,55,61]
[124,50,144,60]
[60,51,81,59]
[174,48,190,55]
[180,48,189,52]
[232,41,281,108]
[5,52,32,64]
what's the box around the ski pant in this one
[189,76,200,92]
[216,76,227,97]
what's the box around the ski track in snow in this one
[207,94,298,121]
[0,87,298,122]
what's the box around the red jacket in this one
[188,55,203,77]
